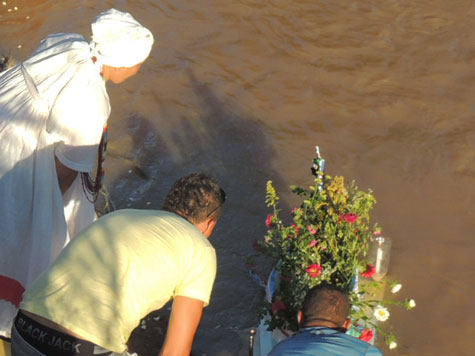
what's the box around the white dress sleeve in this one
[50,68,110,173]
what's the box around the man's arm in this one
[55,157,78,194]
[158,296,204,356]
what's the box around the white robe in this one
[0,33,110,337]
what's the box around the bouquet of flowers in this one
[257,147,415,349]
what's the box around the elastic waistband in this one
[14,310,111,356]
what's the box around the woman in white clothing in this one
[0,8,153,339]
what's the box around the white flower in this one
[407,299,416,309]
[373,305,390,321]
[391,283,402,293]
[389,341,397,349]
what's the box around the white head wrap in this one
[90,8,154,68]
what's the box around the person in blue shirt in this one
[268,283,383,356]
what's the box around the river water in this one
[1,0,474,355]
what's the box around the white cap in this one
[90,8,154,68]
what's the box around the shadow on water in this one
[101,69,290,355]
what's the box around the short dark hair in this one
[301,283,350,327]
[162,173,225,223]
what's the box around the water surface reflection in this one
[1,1,474,355]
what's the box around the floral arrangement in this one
[256,147,415,349]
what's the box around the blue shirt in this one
[268,327,383,356]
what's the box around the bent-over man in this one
[11,172,226,356]
[268,283,383,356]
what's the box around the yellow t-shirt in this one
[21,209,217,353]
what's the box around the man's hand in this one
[55,157,78,194]
[158,296,204,356]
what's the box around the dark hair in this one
[162,173,225,223]
[301,283,350,327]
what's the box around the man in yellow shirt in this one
[10,173,225,356]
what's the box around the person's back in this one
[268,326,382,356]
[11,172,226,356]
[20,209,216,353]
[268,284,382,356]
[0,30,110,344]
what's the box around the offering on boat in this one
[251,147,416,354]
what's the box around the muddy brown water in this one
[1,1,474,355]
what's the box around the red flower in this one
[307,225,317,235]
[265,214,273,227]
[361,264,376,278]
[374,230,382,236]
[344,213,358,223]
[359,328,373,342]
[306,264,322,278]
[309,239,317,247]
[272,300,287,314]
[292,224,301,236]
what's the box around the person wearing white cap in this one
[0,8,153,345]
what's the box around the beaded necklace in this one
[81,123,108,203]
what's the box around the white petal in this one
[391,284,402,293]
[373,306,390,321]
